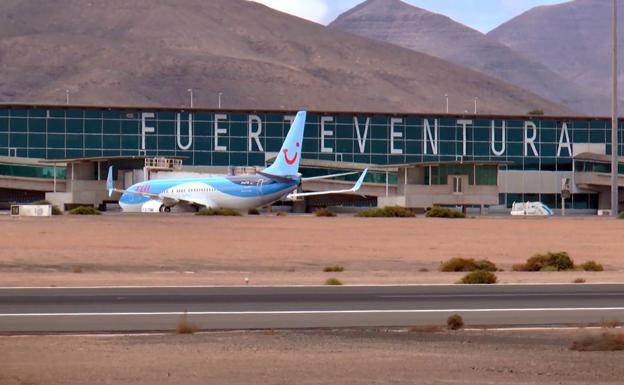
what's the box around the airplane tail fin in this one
[262,111,306,177]
[106,166,114,197]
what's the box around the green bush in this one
[579,260,604,272]
[68,206,101,215]
[447,314,464,330]
[618,211,624,219]
[196,207,241,216]
[324,277,343,285]
[356,206,415,218]
[51,205,63,215]
[439,258,497,272]
[247,208,261,215]
[276,211,288,216]
[323,265,344,273]
[425,207,465,218]
[513,251,575,272]
[314,207,336,217]
[459,270,498,284]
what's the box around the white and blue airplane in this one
[106,111,368,212]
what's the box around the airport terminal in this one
[1,103,622,213]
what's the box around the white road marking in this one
[0,283,621,289]
[1,307,624,317]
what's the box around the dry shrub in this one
[71,265,83,273]
[323,265,344,273]
[572,278,586,283]
[601,319,622,328]
[176,311,199,334]
[513,251,574,272]
[439,258,497,272]
[459,271,498,284]
[247,208,260,215]
[356,206,414,218]
[425,207,465,218]
[579,260,604,271]
[571,330,624,351]
[447,314,464,330]
[276,211,288,217]
[324,277,343,285]
[196,208,241,216]
[69,206,101,215]
[314,207,336,217]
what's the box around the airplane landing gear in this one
[159,205,171,213]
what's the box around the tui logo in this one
[283,142,300,165]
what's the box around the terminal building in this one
[0,103,622,213]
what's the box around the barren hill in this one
[330,0,606,115]
[488,0,623,113]
[0,0,571,114]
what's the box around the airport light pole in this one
[65,90,69,105]
[445,93,449,113]
[187,88,194,108]
[612,0,619,216]
[218,92,223,109]
[474,97,478,114]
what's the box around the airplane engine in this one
[141,199,166,213]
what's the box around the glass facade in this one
[0,163,66,179]
[1,105,620,209]
[1,107,621,167]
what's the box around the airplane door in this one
[257,178,264,195]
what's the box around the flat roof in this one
[574,152,624,164]
[376,161,511,169]
[39,155,187,165]
[0,102,612,122]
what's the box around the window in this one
[453,176,463,194]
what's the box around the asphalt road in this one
[1,284,623,333]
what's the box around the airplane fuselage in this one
[119,175,299,212]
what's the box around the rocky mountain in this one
[489,0,623,113]
[0,0,571,115]
[330,0,607,115]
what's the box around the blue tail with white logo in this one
[262,111,306,177]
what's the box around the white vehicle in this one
[510,201,554,216]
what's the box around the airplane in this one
[106,111,368,213]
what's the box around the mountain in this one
[488,0,622,113]
[0,0,571,115]
[330,0,607,115]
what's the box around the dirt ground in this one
[1,329,623,385]
[1,214,623,286]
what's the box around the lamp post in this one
[474,97,478,114]
[65,90,70,105]
[218,92,223,109]
[187,88,194,108]
[611,0,619,216]
[445,93,449,113]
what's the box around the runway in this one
[1,284,623,333]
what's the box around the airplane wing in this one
[286,169,368,199]
[301,171,361,181]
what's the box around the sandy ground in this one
[1,214,624,286]
[1,329,623,385]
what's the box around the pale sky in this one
[252,0,572,33]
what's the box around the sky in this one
[252,0,572,33]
